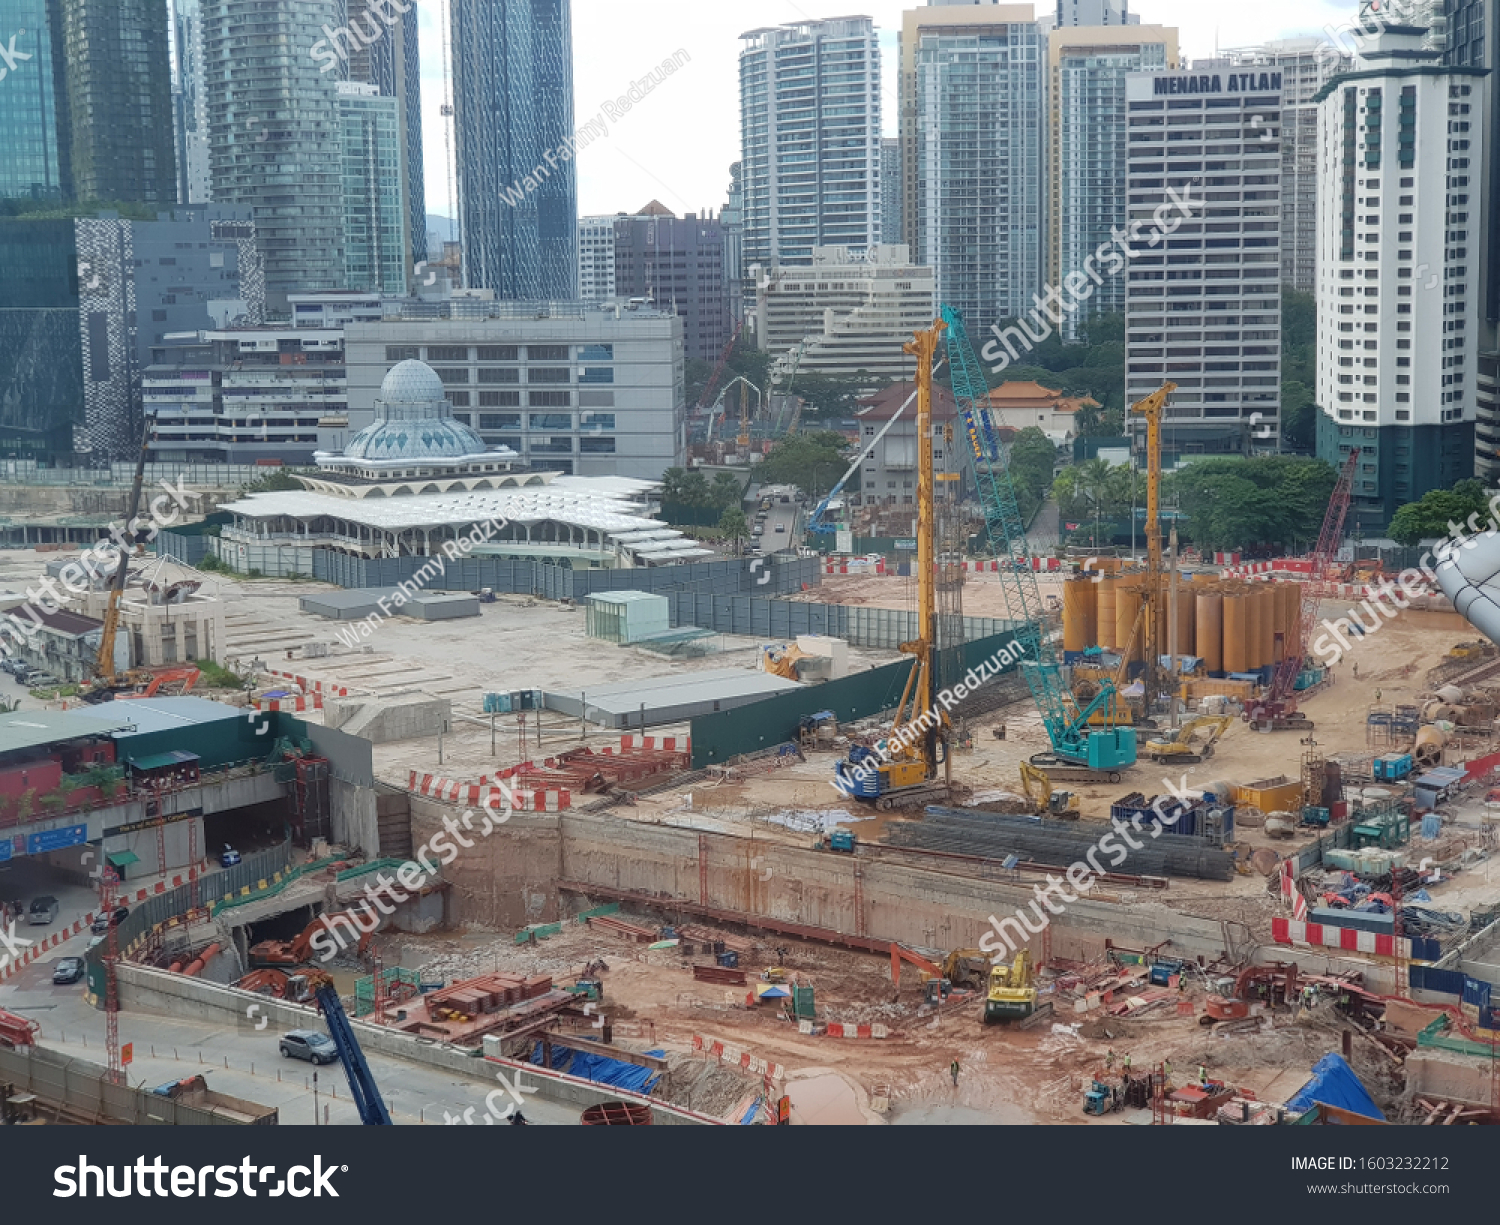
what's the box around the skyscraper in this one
[451,0,577,300]
[1315,22,1485,528]
[721,162,746,324]
[614,204,729,364]
[346,0,426,266]
[1123,67,1283,457]
[171,0,211,204]
[904,5,1045,327]
[204,0,345,316]
[339,83,407,295]
[881,138,903,247]
[1052,0,1138,27]
[1048,26,1177,337]
[739,18,882,270]
[0,0,176,206]
[578,215,618,303]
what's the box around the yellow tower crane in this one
[1129,383,1178,704]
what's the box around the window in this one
[478,368,519,384]
[480,414,521,430]
[529,368,571,384]
[479,391,521,407]
[449,392,471,407]
[579,344,614,361]
[477,346,518,361]
[578,390,615,407]
[580,438,616,454]
[433,368,470,384]
[529,391,571,407]
[531,436,574,455]
[427,346,469,361]
[580,413,615,430]
[579,368,614,385]
[527,345,569,361]
[453,413,472,425]
[530,413,572,430]
[386,346,420,362]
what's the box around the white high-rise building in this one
[1208,40,1352,293]
[902,4,1046,328]
[578,215,618,303]
[1122,67,1284,457]
[739,19,883,271]
[1314,22,1486,532]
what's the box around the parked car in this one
[220,845,242,868]
[52,957,85,984]
[27,896,59,926]
[279,1031,338,1065]
[775,523,787,533]
[91,905,129,935]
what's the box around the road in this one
[761,503,802,555]
[0,930,583,1127]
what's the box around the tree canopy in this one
[754,431,850,494]
[1008,427,1060,521]
[1165,456,1339,552]
[1053,458,1143,539]
[975,313,1126,421]
[1388,479,1494,545]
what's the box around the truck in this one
[150,1075,279,1124]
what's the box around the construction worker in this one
[1122,1053,1132,1077]
[1106,1048,1116,1072]
[1198,1064,1209,1087]
[1164,1059,1173,1085]
[950,1058,960,1088]
[1375,688,1382,704]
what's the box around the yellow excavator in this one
[984,949,1038,1023]
[1019,761,1080,818]
[1144,715,1233,765]
[941,949,990,991]
[1074,604,1146,728]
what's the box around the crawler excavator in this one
[1143,715,1233,765]
[984,949,1039,1023]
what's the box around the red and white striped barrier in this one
[615,735,689,753]
[0,914,94,981]
[255,693,325,713]
[1272,916,1411,960]
[692,1034,785,1080]
[407,771,571,813]
[821,1022,889,1039]
[265,669,353,698]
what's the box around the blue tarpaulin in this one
[1284,1054,1385,1121]
[530,1042,662,1096]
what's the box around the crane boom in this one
[311,975,392,1125]
[806,386,919,534]
[940,305,1135,772]
[96,421,153,686]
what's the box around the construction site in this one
[5,317,1500,1130]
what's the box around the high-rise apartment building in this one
[1123,67,1284,458]
[1207,40,1352,293]
[1048,26,1177,338]
[451,0,577,301]
[722,162,746,325]
[0,0,176,205]
[881,138,904,247]
[614,205,730,364]
[903,5,1045,327]
[1052,0,1138,27]
[1442,0,1500,478]
[338,83,407,296]
[578,216,618,303]
[346,0,426,267]
[739,18,883,273]
[204,0,345,316]
[171,0,211,204]
[1315,23,1486,529]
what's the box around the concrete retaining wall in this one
[327,696,451,744]
[1406,1048,1496,1108]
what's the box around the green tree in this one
[1165,456,1338,551]
[678,470,712,508]
[755,431,850,493]
[1008,427,1060,520]
[718,508,749,556]
[1388,479,1492,545]
[660,467,691,504]
[1280,381,1317,454]
[711,471,746,511]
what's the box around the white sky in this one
[411,0,1371,225]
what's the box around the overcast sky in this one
[412,0,1372,227]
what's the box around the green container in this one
[794,985,816,1020]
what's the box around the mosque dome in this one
[342,358,490,462]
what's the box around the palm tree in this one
[711,471,746,511]
[719,509,749,557]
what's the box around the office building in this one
[339,83,408,295]
[1051,0,1138,27]
[0,207,258,462]
[0,0,176,206]
[343,304,686,480]
[1122,67,1284,459]
[1442,0,1500,478]
[204,0,344,316]
[1048,26,1178,338]
[1315,23,1486,529]
[722,162,746,324]
[450,0,577,300]
[613,205,730,364]
[1209,40,1353,293]
[346,0,426,266]
[171,0,211,204]
[578,216,618,303]
[881,138,903,247]
[904,5,1046,327]
[752,245,936,385]
[145,328,348,465]
[739,19,883,270]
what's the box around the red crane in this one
[1249,448,1360,732]
[696,318,746,413]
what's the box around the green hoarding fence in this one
[690,630,1022,769]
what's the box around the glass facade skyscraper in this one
[450,0,577,301]
[739,18,882,270]
[339,84,407,295]
[914,20,1045,328]
[203,0,345,316]
[0,0,67,202]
